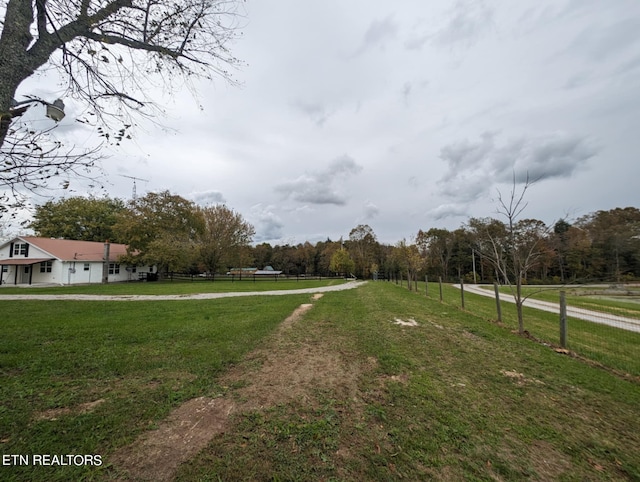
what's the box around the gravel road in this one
[0,280,367,301]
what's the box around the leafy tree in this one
[252,242,273,269]
[315,238,339,277]
[347,224,379,278]
[577,207,640,281]
[1,0,243,207]
[29,196,126,241]
[271,244,296,275]
[329,248,355,278]
[551,219,572,282]
[115,190,202,276]
[393,239,423,290]
[416,228,454,281]
[198,204,255,274]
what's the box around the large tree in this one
[416,227,454,281]
[198,204,254,275]
[329,248,355,278]
[347,224,378,279]
[29,195,126,241]
[1,0,242,205]
[115,190,203,275]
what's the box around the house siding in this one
[0,238,154,285]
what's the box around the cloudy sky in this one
[13,0,640,244]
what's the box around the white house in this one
[0,237,155,285]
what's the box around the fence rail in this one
[162,272,344,283]
[392,278,640,378]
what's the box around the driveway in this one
[0,280,367,301]
[455,284,640,333]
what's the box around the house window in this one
[13,243,27,256]
[108,263,120,274]
[130,266,137,273]
[1,266,7,273]
[84,263,90,271]
[40,261,52,273]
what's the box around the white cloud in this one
[275,154,363,206]
[7,0,640,242]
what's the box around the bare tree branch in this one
[1,0,244,213]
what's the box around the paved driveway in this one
[455,284,640,333]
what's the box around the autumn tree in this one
[251,242,273,270]
[347,224,379,278]
[315,239,340,277]
[393,239,423,290]
[29,195,126,242]
[1,0,243,207]
[416,228,454,281]
[577,207,640,282]
[329,248,355,278]
[115,190,203,276]
[198,204,254,275]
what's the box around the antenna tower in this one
[119,175,149,199]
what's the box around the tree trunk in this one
[516,277,524,334]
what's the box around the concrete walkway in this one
[0,280,367,301]
[455,284,640,333]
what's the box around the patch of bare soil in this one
[34,399,105,421]
[110,292,365,481]
[109,397,235,482]
[528,440,572,479]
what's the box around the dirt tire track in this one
[109,293,361,481]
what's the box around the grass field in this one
[433,282,640,377]
[1,281,639,480]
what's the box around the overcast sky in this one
[14,0,640,245]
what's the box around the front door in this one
[20,266,31,284]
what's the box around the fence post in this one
[493,282,502,322]
[460,278,465,309]
[439,277,443,302]
[559,291,568,348]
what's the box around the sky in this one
[9,0,640,245]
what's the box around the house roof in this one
[5,237,129,262]
[0,258,53,265]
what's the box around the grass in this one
[0,295,310,481]
[430,281,640,377]
[177,282,640,480]
[1,281,639,480]
[0,278,346,295]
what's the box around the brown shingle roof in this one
[19,237,129,262]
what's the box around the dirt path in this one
[0,280,366,301]
[109,292,365,481]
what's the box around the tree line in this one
[26,192,640,283]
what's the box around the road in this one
[454,284,640,333]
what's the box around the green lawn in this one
[1,282,639,480]
[0,295,310,481]
[431,281,640,377]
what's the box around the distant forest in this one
[25,194,640,284]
